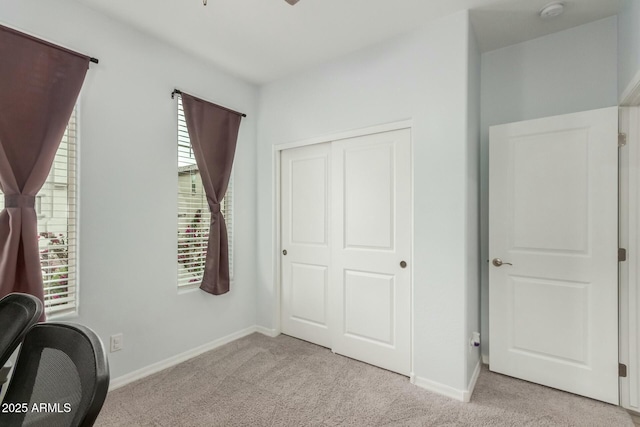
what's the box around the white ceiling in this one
[471,0,620,52]
[74,0,621,84]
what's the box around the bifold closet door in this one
[280,143,331,348]
[330,128,412,376]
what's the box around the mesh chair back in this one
[0,293,43,367]
[0,323,110,427]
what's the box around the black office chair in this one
[0,292,43,393]
[0,293,43,367]
[0,323,110,427]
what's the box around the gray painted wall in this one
[2,0,259,380]
[466,22,481,384]
[619,0,640,100]
[257,11,480,392]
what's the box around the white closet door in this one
[330,128,412,375]
[281,143,331,348]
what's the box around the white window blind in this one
[0,107,78,315]
[177,96,233,287]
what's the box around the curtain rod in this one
[171,89,247,118]
[0,24,99,65]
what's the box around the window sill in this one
[178,279,235,295]
[46,309,79,322]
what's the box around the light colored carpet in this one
[96,333,633,426]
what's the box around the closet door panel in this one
[281,143,331,347]
[330,128,412,375]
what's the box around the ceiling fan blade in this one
[284,0,300,5]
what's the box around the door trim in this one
[620,106,640,410]
[617,65,640,411]
[271,119,414,377]
[274,120,413,152]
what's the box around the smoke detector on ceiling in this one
[539,2,565,19]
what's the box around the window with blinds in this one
[177,96,233,287]
[0,108,77,315]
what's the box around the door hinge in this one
[619,133,627,147]
[619,248,627,262]
[620,363,628,378]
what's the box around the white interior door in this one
[489,107,619,404]
[281,143,331,348]
[330,128,412,375]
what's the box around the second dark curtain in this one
[181,93,242,295]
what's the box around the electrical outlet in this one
[470,332,481,348]
[110,333,123,352]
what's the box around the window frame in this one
[0,106,78,316]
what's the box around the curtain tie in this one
[210,203,221,214]
[4,194,35,208]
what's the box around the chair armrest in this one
[0,360,12,385]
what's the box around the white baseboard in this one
[482,354,489,365]
[412,361,481,403]
[412,376,467,401]
[465,361,481,402]
[109,326,258,391]
[255,326,279,337]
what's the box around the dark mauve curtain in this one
[0,25,89,318]
[181,93,242,295]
